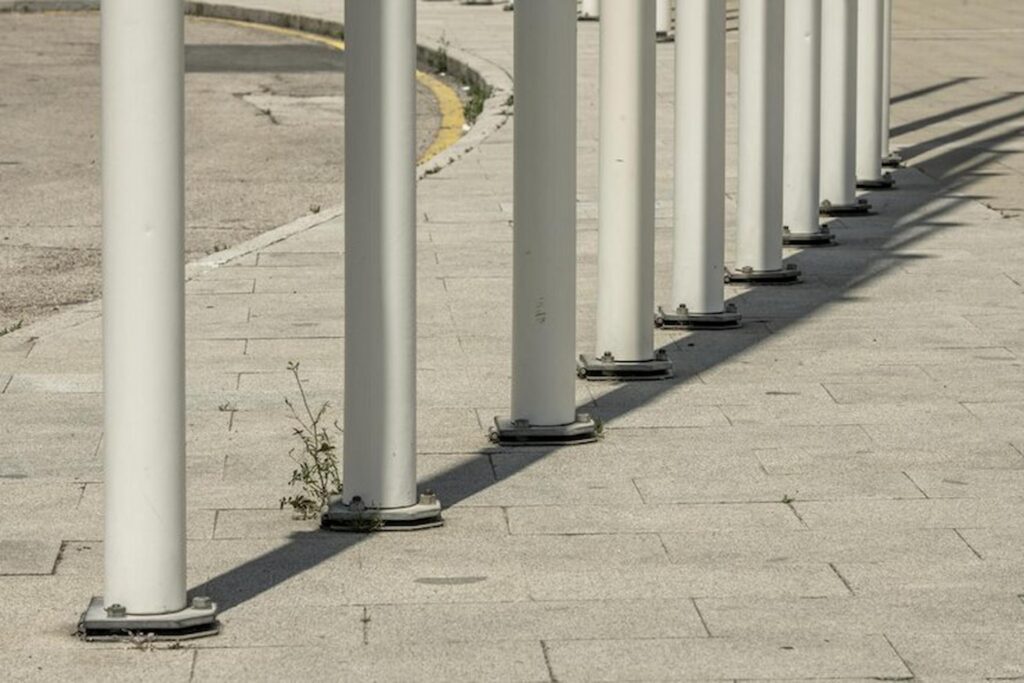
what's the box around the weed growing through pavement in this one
[427,33,450,74]
[463,82,493,124]
[279,361,341,519]
[0,320,23,337]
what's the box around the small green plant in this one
[427,33,450,73]
[279,361,341,519]
[463,82,493,124]
[781,494,794,505]
[0,320,23,337]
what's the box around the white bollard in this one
[491,0,598,446]
[656,0,673,42]
[580,0,600,21]
[656,0,741,330]
[880,0,901,167]
[782,0,835,246]
[323,0,442,531]
[819,0,871,215]
[80,0,218,639]
[856,0,894,189]
[580,0,672,380]
[728,0,800,285]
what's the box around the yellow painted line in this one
[195,16,466,164]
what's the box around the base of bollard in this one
[578,14,599,21]
[857,172,896,190]
[725,263,802,285]
[656,31,674,43]
[489,414,600,447]
[655,303,742,330]
[79,596,220,642]
[882,151,904,168]
[321,492,443,532]
[577,351,674,381]
[783,225,837,247]
[819,197,872,217]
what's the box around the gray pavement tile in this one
[0,540,61,575]
[794,498,1024,531]
[0,650,195,683]
[835,558,1024,595]
[660,528,972,565]
[755,444,1024,474]
[526,564,847,602]
[906,468,1024,498]
[957,527,1024,562]
[192,642,549,683]
[368,599,704,644]
[697,594,1024,637]
[544,635,910,681]
[886,631,1024,680]
[508,502,804,535]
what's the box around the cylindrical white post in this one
[493,0,597,446]
[325,0,441,529]
[658,0,740,329]
[82,0,217,638]
[782,0,834,246]
[731,0,799,284]
[880,0,895,163]
[656,0,673,41]
[581,0,671,379]
[819,0,870,215]
[856,0,894,188]
[580,0,600,21]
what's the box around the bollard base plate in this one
[656,31,674,43]
[820,198,872,216]
[79,596,220,642]
[578,14,599,21]
[490,413,599,447]
[882,151,904,168]
[577,351,674,381]
[857,172,896,190]
[321,493,443,532]
[725,264,802,285]
[783,226,837,247]
[655,304,742,330]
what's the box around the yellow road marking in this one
[195,16,466,164]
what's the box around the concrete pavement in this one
[2,0,1024,679]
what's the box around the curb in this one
[0,0,513,349]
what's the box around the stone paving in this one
[2,0,1024,680]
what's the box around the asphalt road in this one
[0,12,443,330]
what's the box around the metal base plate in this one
[321,493,443,532]
[725,264,802,285]
[857,172,896,190]
[490,414,599,446]
[578,14,599,21]
[882,151,904,168]
[656,31,674,43]
[783,226,837,247]
[79,596,220,642]
[820,198,872,216]
[655,304,742,330]
[577,351,673,381]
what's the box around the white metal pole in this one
[656,0,673,41]
[492,0,597,445]
[782,0,834,246]
[325,0,441,530]
[730,0,799,284]
[657,0,740,329]
[856,0,894,188]
[582,0,671,380]
[580,0,600,21]
[881,0,900,166]
[82,0,217,638]
[819,0,869,215]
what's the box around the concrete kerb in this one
[0,0,512,347]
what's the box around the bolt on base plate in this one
[321,492,443,532]
[79,596,220,642]
[489,413,599,446]
[783,225,837,247]
[725,263,802,285]
[655,303,742,330]
[857,172,896,190]
[819,198,872,216]
[577,351,674,381]
[882,151,904,168]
